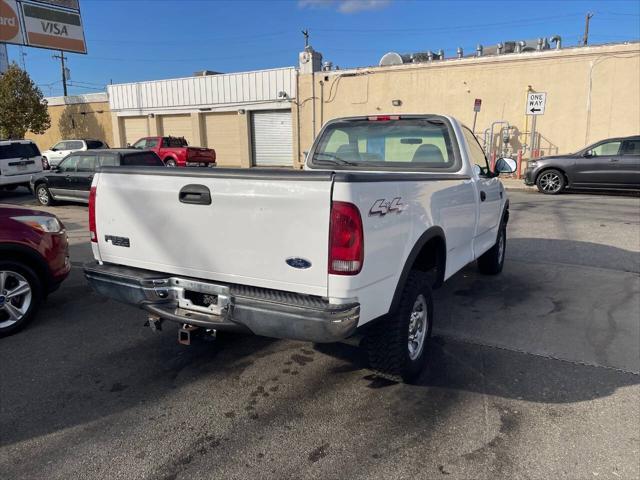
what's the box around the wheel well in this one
[0,246,50,288]
[411,236,446,288]
[535,167,569,186]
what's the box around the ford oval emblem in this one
[286,257,312,269]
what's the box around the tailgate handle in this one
[179,184,211,205]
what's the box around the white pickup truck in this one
[84,115,515,381]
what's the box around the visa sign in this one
[21,1,86,53]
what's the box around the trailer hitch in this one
[178,324,217,345]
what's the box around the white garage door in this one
[251,110,293,167]
[123,116,149,146]
[160,115,193,145]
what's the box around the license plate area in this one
[169,278,231,315]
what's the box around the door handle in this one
[179,184,211,205]
[480,191,487,202]
[65,176,72,181]
[609,158,619,162]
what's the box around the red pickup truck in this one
[130,136,216,167]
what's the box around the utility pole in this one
[52,50,68,96]
[582,12,593,46]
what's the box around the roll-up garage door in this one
[123,116,149,146]
[160,115,193,145]
[251,110,293,167]
[204,113,241,167]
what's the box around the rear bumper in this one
[0,172,37,187]
[84,262,359,343]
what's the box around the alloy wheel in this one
[0,271,32,329]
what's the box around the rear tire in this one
[365,270,433,383]
[478,225,506,275]
[536,169,565,194]
[165,159,177,167]
[0,261,43,337]
[35,183,55,206]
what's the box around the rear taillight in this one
[329,201,364,275]
[89,186,97,242]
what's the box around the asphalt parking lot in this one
[1,187,638,480]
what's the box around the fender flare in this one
[388,226,446,315]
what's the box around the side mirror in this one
[50,165,59,171]
[51,147,57,151]
[126,143,132,148]
[583,150,593,158]
[495,157,517,174]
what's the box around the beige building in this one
[26,92,113,151]
[294,41,640,167]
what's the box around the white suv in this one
[41,139,109,168]
[0,140,44,190]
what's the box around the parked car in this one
[0,205,70,336]
[41,139,110,169]
[85,114,516,382]
[0,139,44,191]
[130,136,216,167]
[31,149,165,206]
[524,135,640,194]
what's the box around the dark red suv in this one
[0,205,70,336]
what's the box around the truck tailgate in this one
[93,168,333,296]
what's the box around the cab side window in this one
[591,141,621,156]
[77,155,96,172]
[621,140,640,156]
[462,127,490,176]
[98,154,117,167]
[59,155,79,172]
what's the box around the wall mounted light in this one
[392,99,402,106]
[148,113,155,118]
[237,109,246,115]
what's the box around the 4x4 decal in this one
[369,197,405,216]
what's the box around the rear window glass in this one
[311,118,458,171]
[121,152,164,166]
[0,143,41,160]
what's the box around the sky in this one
[5,0,640,97]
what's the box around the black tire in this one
[536,169,565,194]
[165,159,177,167]
[0,261,43,337]
[365,270,433,383]
[35,183,55,206]
[478,225,506,275]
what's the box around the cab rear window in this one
[310,117,460,171]
[0,143,41,160]
[121,152,165,166]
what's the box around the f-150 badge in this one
[369,197,405,216]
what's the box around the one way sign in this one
[526,92,547,115]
